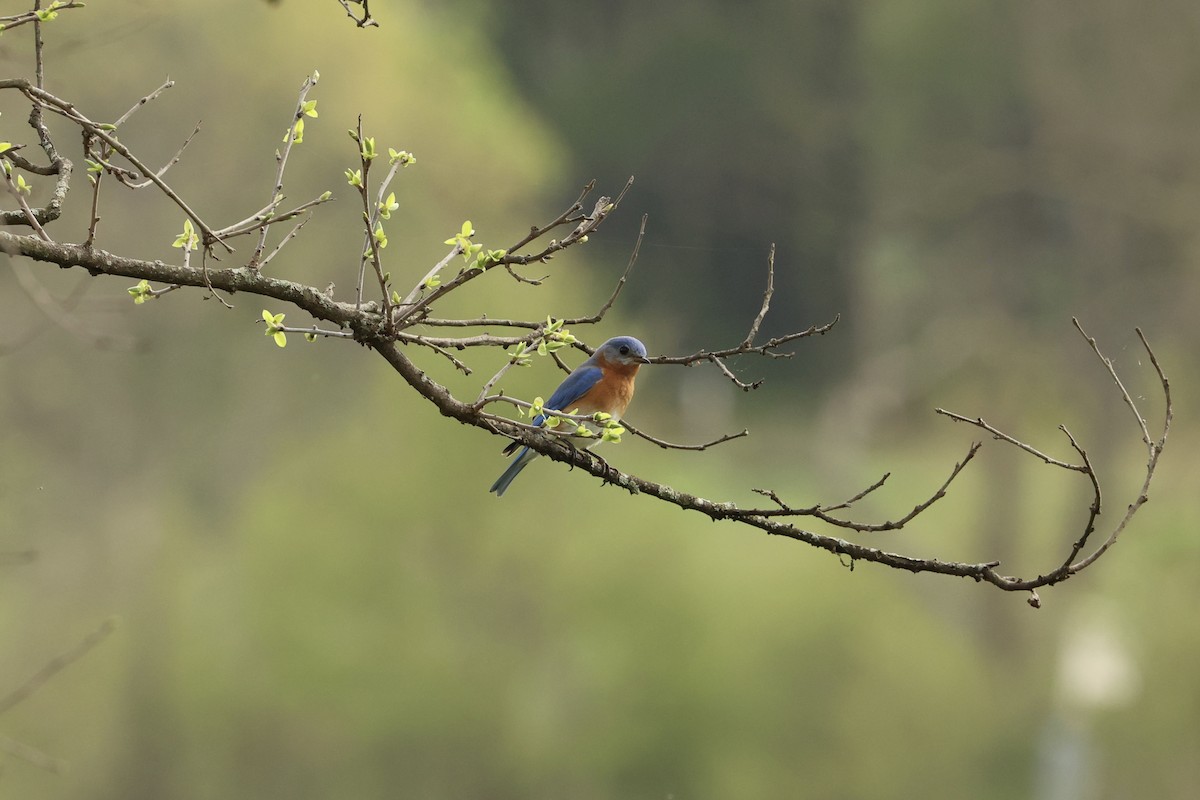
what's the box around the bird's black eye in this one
[619,345,630,355]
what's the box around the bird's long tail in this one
[489,446,538,496]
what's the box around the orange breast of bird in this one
[574,359,640,418]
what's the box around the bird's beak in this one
[639,356,651,364]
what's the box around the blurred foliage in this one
[1,0,1197,798]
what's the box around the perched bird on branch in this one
[490,336,650,496]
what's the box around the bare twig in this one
[623,421,748,451]
[113,78,175,128]
[398,246,459,310]
[570,212,646,325]
[195,246,233,309]
[33,0,45,90]
[821,472,892,512]
[1073,316,1154,446]
[258,213,313,268]
[395,332,473,374]
[743,443,981,531]
[337,0,379,27]
[125,120,202,189]
[935,409,1087,471]
[1065,325,1169,573]
[652,314,841,388]
[743,242,776,347]
[212,194,332,241]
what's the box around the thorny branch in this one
[0,9,1172,600]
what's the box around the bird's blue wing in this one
[537,365,602,424]
[493,363,605,491]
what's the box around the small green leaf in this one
[304,332,317,342]
[262,309,287,347]
[388,148,415,166]
[172,219,198,251]
[471,248,505,269]
[444,220,476,252]
[286,117,304,144]
[601,425,625,444]
[127,280,152,304]
[424,274,441,289]
[378,191,398,219]
[301,100,318,118]
[319,190,332,201]
[14,174,32,195]
[361,136,377,160]
[510,344,533,366]
[345,168,362,187]
[0,143,11,154]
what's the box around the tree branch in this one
[0,12,1170,599]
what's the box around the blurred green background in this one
[1,0,1197,797]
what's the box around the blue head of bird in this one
[594,336,651,369]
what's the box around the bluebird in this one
[490,335,650,496]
